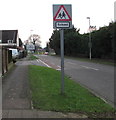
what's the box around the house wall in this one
[2,48,8,75]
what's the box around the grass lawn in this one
[29,65,115,117]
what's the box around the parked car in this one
[44,52,48,55]
[18,50,27,59]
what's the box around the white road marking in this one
[56,69,61,71]
[37,59,51,68]
[81,65,99,71]
[37,59,99,71]
[56,65,61,70]
[57,65,61,68]
[67,62,76,65]
[31,100,34,110]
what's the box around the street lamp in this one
[30,30,33,43]
[87,17,92,60]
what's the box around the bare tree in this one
[28,34,41,46]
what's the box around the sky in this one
[0,0,115,48]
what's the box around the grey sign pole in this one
[53,4,72,95]
[60,29,64,95]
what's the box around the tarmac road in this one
[36,55,115,108]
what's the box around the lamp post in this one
[87,17,92,60]
[30,30,33,43]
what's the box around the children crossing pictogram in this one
[53,4,72,29]
[54,5,72,21]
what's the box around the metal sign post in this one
[53,4,72,95]
[60,29,64,94]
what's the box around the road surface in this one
[35,55,115,107]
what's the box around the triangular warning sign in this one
[54,5,72,21]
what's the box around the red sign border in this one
[54,5,72,21]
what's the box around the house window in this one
[8,40,13,44]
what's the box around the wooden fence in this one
[1,47,12,76]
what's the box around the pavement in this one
[2,57,88,119]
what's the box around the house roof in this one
[1,30,18,44]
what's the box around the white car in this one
[9,49,19,63]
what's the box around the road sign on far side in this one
[53,4,72,29]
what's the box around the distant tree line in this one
[49,22,116,60]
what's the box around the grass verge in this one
[29,65,115,117]
[66,57,115,66]
[52,55,115,66]
[28,54,38,60]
